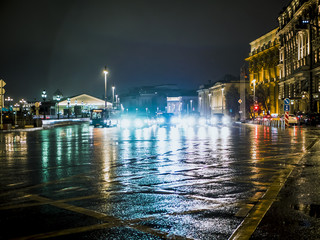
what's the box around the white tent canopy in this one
[59,94,112,109]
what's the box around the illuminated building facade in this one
[246,28,280,114]
[197,84,211,117]
[277,0,320,113]
[198,75,249,118]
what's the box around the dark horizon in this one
[0,0,291,102]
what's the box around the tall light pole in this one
[208,93,211,117]
[252,79,256,103]
[14,103,19,126]
[112,86,115,109]
[221,87,225,114]
[190,100,193,113]
[103,66,108,109]
[5,97,13,109]
[41,90,47,120]
[67,98,70,119]
[56,95,61,119]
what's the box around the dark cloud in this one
[0,0,291,101]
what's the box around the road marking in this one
[0,172,93,197]
[19,194,192,240]
[229,138,320,240]
[0,194,102,210]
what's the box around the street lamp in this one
[14,103,19,126]
[67,98,70,119]
[56,95,61,119]
[5,97,13,109]
[115,94,118,109]
[41,90,47,120]
[112,86,115,109]
[103,66,108,109]
[190,100,193,112]
[252,79,256,102]
[221,87,225,114]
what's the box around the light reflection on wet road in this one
[0,123,318,239]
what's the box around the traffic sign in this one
[238,99,242,104]
[284,98,290,105]
[0,88,5,95]
[284,104,290,111]
[0,79,6,88]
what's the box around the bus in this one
[90,109,110,127]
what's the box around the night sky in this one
[0,0,291,102]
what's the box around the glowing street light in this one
[41,90,47,119]
[56,95,61,119]
[5,97,13,108]
[103,66,108,109]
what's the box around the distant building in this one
[121,84,196,115]
[197,75,249,118]
[167,96,198,115]
[58,94,112,117]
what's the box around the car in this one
[157,113,176,126]
[119,113,153,129]
[210,113,231,126]
[281,114,299,125]
[304,113,320,125]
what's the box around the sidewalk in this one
[251,137,320,239]
[0,118,89,132]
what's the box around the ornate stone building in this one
[246,28,280,114]
[277,0,320,113]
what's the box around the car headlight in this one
[171,117,179,124]
[157,118,165,124]
[121,119,130,128]
[199,117,206,126]
[211,117,217,124]
[134,119,143,128]
[222,116,230,125]
[188,117,195,126]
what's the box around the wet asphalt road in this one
[0,123,319,239]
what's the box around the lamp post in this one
[56,95,61,119]
[190,100,193,113]
[41,90,47,120]
[5,97,13,109]
[115,94,118,109]
[252,79,256,119]
[67,98,70,119]
[221,87,225,114]
[14,103,19,126]
[208,93,211,117]
[103,66,108,109]
[112,86,115,109]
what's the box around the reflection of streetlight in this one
[56,95,61,119]
[103,66,108,109]
[221,87,225,114]
[41,90,47,119]
[67,98,70,119]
